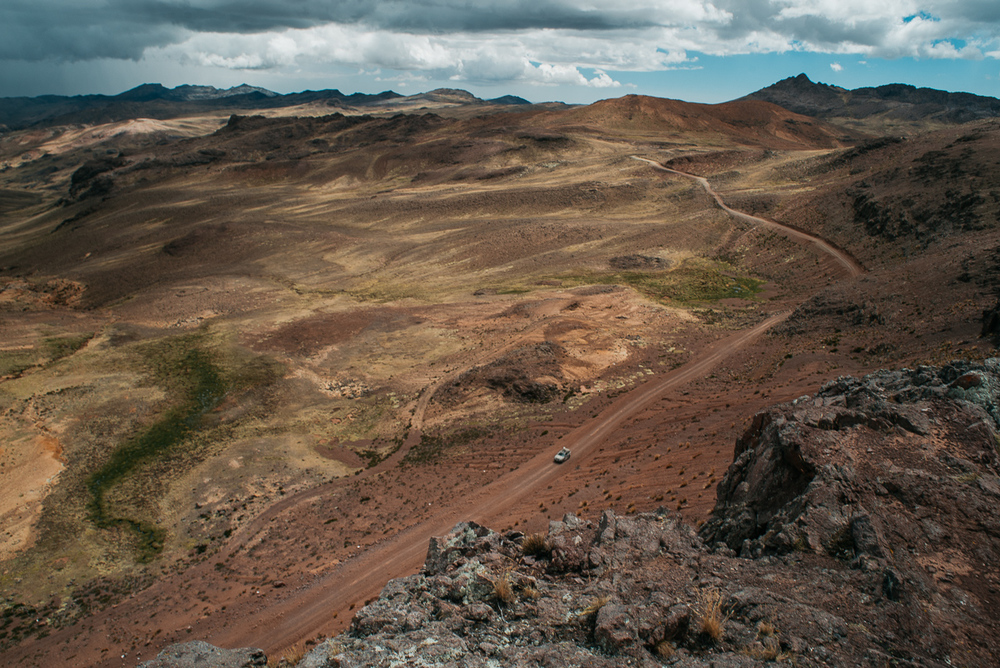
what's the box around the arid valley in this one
[2,77,1000,666]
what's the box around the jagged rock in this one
[138,640,267,668]
[547,513,595,572]
[594,603,637,652]
[423,521,493,576]
[702,359,1000,558]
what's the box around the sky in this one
[2,1,1000,104]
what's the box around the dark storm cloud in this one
[1,0,660,62]
[2,0,998,70]
[131,0,660,33]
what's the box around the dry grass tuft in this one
[491,569,515,605]
[697,587,729,643]
[578,594,610,617]
[655,639,675,659]
[744,636,793,663]
[521,532,550,557]
[757,620,779,638]
[523,585,542,600]
[267,644,305,667]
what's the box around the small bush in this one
[757,620,779,638]
[267,644,305,667]
[521,533,550,558]
[744,636,790,662]
[698,587,729,643]
[492,570,515,605]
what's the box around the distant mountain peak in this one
[421,88,481,102]
[743,75,1000,125]
[488,95,531,105]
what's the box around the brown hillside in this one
[555,94,859,148]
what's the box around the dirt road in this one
[207,312,790,653]
[632,157,865,279]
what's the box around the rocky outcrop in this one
[153,360,1000,667]
[701,359,1000,559]
[139,640,266,667]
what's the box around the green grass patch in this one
[85,338,229,562]
[347,281,421,303]
[0,350,38,377]
[557,258,763,306]
[42,333,93,361]
[0,333,92,377]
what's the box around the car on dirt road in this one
[554,447,571,463]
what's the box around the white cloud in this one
[4,1,1000,93]
[159,25,641,88]
[830,62,843,71]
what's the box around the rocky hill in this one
[742,74,1000,131]
[142,359,1000,667]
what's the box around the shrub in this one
[655,640,675,659]
[521,533,550,557]
[492,570,515,605]
[698,587,729,643]
[267,644,304,667]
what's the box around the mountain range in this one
[0,83,534,131]
[3,75,1000,134]
[743,73,1000,128]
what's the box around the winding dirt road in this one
[631,157,864,279]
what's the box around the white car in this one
[554,447,571,463]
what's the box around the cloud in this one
[830,62,843,71]
[2,1,999,92]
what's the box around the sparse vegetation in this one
[85,343,227,561]
[6,73,1000,667]
[42,333,93,360]
[556,258,764,307]
[655,639,675,659]
[697,587,729,643]
[757,619,779,639]
[0,332,92,377]
[403,427,491,464]
[521,532,550,558]
[491,569,515,606]
[579,595,610,617]
[268,643,305,667]
[743,636,790,662]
